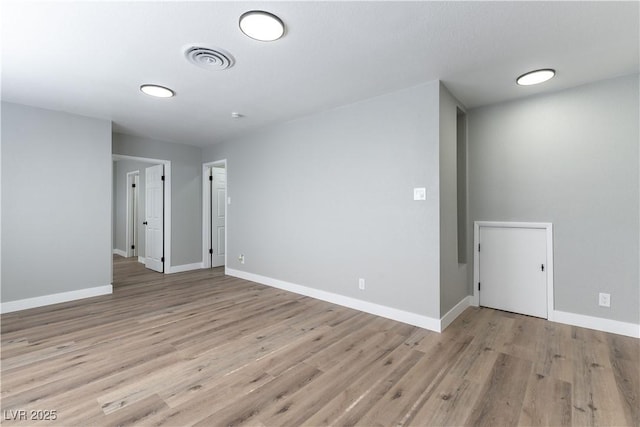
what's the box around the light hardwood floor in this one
[1,256,638,426]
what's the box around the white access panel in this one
[145,164,164,273]
[478,225,548,318]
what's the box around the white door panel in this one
[479,226,547,318]
[145,164,164,273]
[217,226,225,256]
[211,166,226,267]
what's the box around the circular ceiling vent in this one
[185,47,235,70]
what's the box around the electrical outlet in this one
[238,254,245,264]
[358,278,365,290]
[598,292,610,308]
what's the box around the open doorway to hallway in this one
[112,155,172,284]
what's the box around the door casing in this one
[125,171,139,258]
[202,159,228,270]
[113,154,171,272]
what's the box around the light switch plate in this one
[414,187,426,201]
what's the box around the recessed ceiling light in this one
[140,84,175,98]
[516,69,556,86]
[239,11,285,41]
[231,112,243,118]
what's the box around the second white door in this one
[210,166,226,267]
[478,225,548,318]
[145,164,164,273]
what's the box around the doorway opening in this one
[202,160,227,269]
[112,154,172,275]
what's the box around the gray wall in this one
[468,74,639,324]
[1,102,112,302]
[439,84,469,315]
[112,133,202,266]
[113,159,154,256]
[203,81,443,318]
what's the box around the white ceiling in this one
[2,1,638,147]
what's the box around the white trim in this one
[202,159,228,269]
[552,310,639,338]
[137,256,145,264]
[161,163,171,273]
[112,248,127,257]
[473,221,554,320]
[226,268,442,332]
[125,171,140,258]
[201,163,211,269]
[472,222,480,307]
[440,296,472,331]
[167,262,204,274]
[112,155,171,273]
[1,285,113,314]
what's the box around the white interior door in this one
[145,164,164,272]
[132,174,138,257]
[210,166,226,267]
[479,226,547,318]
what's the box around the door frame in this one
[202,159,227,270]
[113,154,172,272]
[472,221,554,320]
[125,170,139,258]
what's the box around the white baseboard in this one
[552,310,639,338]
[1,285,113,314]
[112,249,127,257]
[138,257,145,264]
[226,268,443,332]
[167,262,203,274]
[441,296,472,331]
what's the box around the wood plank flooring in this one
[1,255,638,426]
